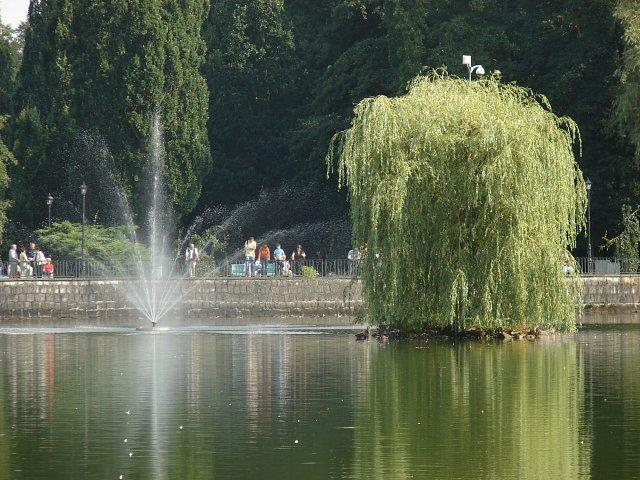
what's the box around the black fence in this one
[0,258,362,279]
[2,256,638,279]
[574,257,640,276]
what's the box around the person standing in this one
[258,243,271,277]
[291,244,306,276]
[244,237,257,277]
[27,242,37,277]
[185,243,199,278]
[19,246,33,277]
[273,243,286,276]
[34,246,46,278]
[7,244,18,278]
[347,247,361,276]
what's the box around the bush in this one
[36,221,148,265]
[302,265,318,278]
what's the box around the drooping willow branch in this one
[328,71,586,332]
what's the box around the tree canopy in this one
[10,0,210,227]
[0,116,14,243]
[330,73,586,331]
[0,0,638,261]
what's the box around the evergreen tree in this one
[0,21,21,117]
[0,18,20,243]
[201,0,296,206]
[11,0,211,227]
[0,116,14,243]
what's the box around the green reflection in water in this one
[1,330,640,479]
[353,339,590,479]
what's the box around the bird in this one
[355,327,370,341]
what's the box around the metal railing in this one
[0,258,362,279]
[575,257,640,276]
[2,256,637,279]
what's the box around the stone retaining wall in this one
[0,276,637,323]
[0,278,363,321]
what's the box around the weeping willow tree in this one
[614,0,640,158]
[328,72,587,332]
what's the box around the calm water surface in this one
[0,324,638,479]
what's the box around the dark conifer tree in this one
[201,0,296,207]
[12,0,211,226]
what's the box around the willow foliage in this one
[329,72,586,332]
[614,0,640,159]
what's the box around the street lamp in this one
[46,194,54,228]
[462,55,485,81]
[585,178,593,273]
[80,182,87,275]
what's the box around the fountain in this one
[125,114,199,328]
[76,114,194,328]
[69,113,350,327]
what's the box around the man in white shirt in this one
[7,245,18,278]
[185,243,199,278]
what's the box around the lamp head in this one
[47,194,54,205]
[475,65,485,76]
[462,55,472,67]
[80,182,88,196]
[585,178,592,191]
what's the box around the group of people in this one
[244,237,307,276]
[181,237,363,278]
[6,242,55,278]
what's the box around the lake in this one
[0,324,638,479]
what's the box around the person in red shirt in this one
[42,258,55,278]
[258,244,270,277]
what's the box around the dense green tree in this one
[0,116,14,243]
[201,0,296,206]
[614,0,640,162]
[330,73,586,331]
[11,0,211,227]
[604,205,640,271]
[288,1,632,257]
[2,0,639,260]
[0,19,19,244]
[0,21,21,117]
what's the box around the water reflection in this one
[353,338,590,479]
[0,328,638,479]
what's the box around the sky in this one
[0,0,29,28]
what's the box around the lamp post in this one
[46,194,54,228]
[585,178,593,273]
[462,55,485,81]
[80,182,87,276]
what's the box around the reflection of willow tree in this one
[329,72,586,332]
[584,330,640,478]
[353,340,590,479]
